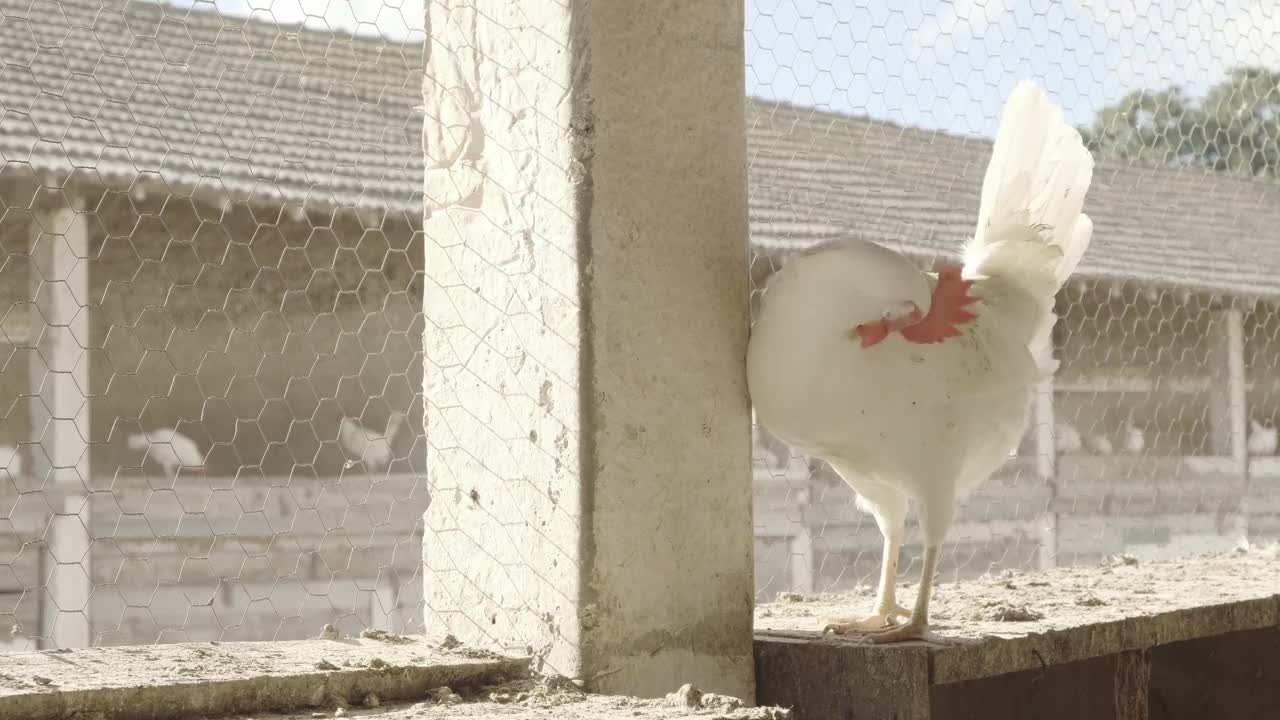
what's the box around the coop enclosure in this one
[0,0,1278,659]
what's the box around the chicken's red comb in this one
[899,265,980,344]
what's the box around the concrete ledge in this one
[0,633,529,720]
[755,549,1280,719]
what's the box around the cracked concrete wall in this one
[421,0,753,701]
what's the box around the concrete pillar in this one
[1208,307,1249,538]
[29,201,92,648]
[1208,308,1247,466]
[420,0,753,700]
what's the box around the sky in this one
[172,0,1280,139]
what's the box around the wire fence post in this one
[420,0,755,699]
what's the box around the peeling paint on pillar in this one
[420,0,754,701]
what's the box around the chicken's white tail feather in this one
[963,81,1094,377]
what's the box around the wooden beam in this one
[757,551,1279,718]
[1113,650,1151,720]
[755,634,930,720]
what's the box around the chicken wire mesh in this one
[0,0,428,650]
[747,1,1280,601]
[4,0,1279,654]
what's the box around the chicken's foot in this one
[860,543,954,646]
[822,531,911,635]
[822,604,911,635]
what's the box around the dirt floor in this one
[753,542,1280,641]
[7,548,1278,719]
[250,676,790,719]
[1,630,790,720]
[250,547,1280,720]
[0,630,513,697]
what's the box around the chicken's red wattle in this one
[854,265,979,348]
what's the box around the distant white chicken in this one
[748,81,1094,643]
[1055,421,1083,454]
[1121,420,1145,454]
[128,428,205,478]
[1248,418,1277,456]
[0,445,21,478]
[1084,432,1114,455]
[338,413,405,471]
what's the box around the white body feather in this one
[1056,422,1083,454]
[748,80,1094,557]
[1248,419,1277,456]
[1085,433,1114,455]
[339,413,405,471]
[1122,421,1145,454]
[128,428,205,477]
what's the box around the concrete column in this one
[1208,308,1247,466]
[1226,309,1248,472]
[29,201,92,648]
[1208,307,1249,538]
[420,0,753,700]
[1207,307,1248,540]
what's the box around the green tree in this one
[1082,66,1280,179]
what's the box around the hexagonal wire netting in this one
[3,0,1280,652]
[0,0,427,649]
[746,1,1280,603]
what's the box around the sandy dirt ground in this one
[0,630,510,696]
[253,547,1279,720]
[754,543,1280,641]
[7,548,1277,719]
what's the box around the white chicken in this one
[338,412,405,472]
[128,428,205,479]
[1084,432,1114,455]
[1121,420,1145,454]
[0,445,21,479]
[747,81,1094,643]
[1055,421,1083,454]
[1248,418,1277,456]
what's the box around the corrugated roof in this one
[3,0,1279,296]
[746,100,1280,298]
[0,0,424,211]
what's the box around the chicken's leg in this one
[822,487,910,634]
[822,532,910,634]
[863,542,950,644]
